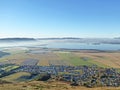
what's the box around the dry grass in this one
[0,81,120,90]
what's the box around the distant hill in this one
[114,37,120,39]
[0,38,36,42]
[38,37,82,40]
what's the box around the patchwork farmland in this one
[1,48,120,68]
[0,48,120,90]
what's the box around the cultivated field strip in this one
[49,60,70,66]
[0,59,18,65]
[21,59,39,66]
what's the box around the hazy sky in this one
[0,0,120,38]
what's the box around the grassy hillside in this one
[0,81,119,90]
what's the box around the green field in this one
[1,65,19,72]
[58,52,107,67]
[1,72,31,82]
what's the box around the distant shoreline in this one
[24,47,120,53]
[1,46,120,52]
[48,48,120,53]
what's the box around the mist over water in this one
[0,40,120,50]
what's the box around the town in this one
[0,62,120,88]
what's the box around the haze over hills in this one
[0,37,120,44]
[0,38,36,42]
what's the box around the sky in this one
[0,0,120,38]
